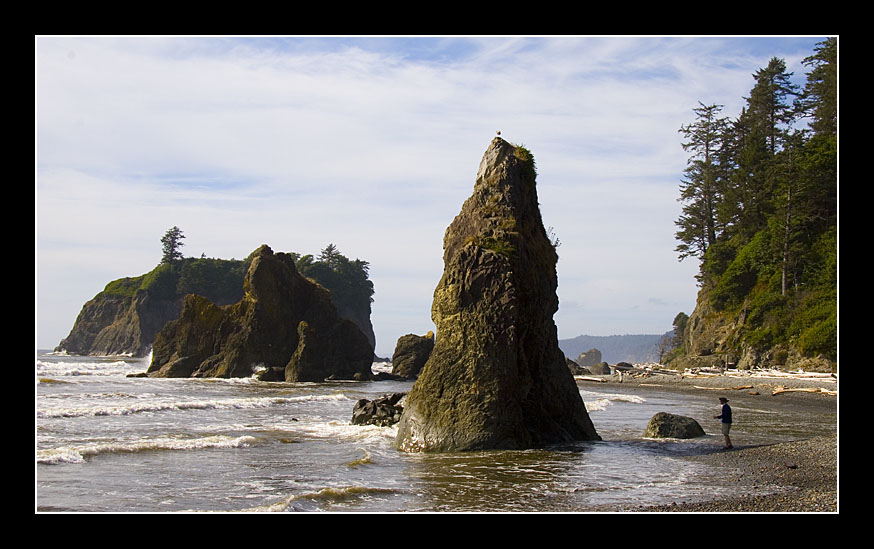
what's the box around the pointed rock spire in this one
[394,138,600,452]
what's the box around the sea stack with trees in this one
[146,244,374,381]
[55,227,377,362]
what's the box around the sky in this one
[35,35,831,357]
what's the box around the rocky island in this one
[55,243,376,359]
[395,137,600,452]
[146,244,374,381]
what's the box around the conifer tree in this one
[718,58,800,242]
[746,57,801,156]
[160,226,185,264]
[798,37,837,137]
[675,102,729,261]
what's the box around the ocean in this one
[35,350,809,513]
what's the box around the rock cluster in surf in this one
[147,244,374,381]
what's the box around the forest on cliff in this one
[672,38,837,365]
[104,234,374,315]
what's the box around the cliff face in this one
[55,258,247,357]
[147,245,374,381]
[56,288,210,357]
[395,138,600,452]
[55,293,147,357]
[334,303,376,352]
[674,283,835,372]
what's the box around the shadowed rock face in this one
[146,244,373,382]
[395,138,600,452]
[391,332,435,379]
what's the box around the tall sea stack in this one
[395,137,600,452]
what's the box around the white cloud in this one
[35,35,829,355]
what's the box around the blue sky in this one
[35,35,831,357]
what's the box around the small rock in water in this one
[644,412,706,439]
[390,332,434,379]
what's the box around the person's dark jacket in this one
[717,404,732,424]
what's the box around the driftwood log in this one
[692,385,754,391]
[771,385,837,396]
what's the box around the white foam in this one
[371,361,393,375]
[37,434,258,464]
[582,391,646,413]
[294,419,398,445]
[36,359,140,378]
[37,393,351,418]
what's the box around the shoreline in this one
[636,434,838,512]
[575,370,838,513]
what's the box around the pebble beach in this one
[579,369,839,513]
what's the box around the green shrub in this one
[798,312,837,360]
[102,275,147,298]
[746,288,786,327]
[710,231,773,311]
[745,324,778,350]
[481,236,516,258]
[513,144,537,191]
[140,263,178,300]
[701,239,738,279]
[790,288,837,359]
[176,257,248,304]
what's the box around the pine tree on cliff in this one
[161,226,186,264]
[675,102,730,262]
[724,57,800,240]
[798,38,836,137]
[746,58,800,157]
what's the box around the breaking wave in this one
[38,393,351,419]
[37,434,258,464]
[582,391,647,413]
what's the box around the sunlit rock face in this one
[395,138,600,452]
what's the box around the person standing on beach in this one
[714,397,733,449]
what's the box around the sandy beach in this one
[578,369,839,513]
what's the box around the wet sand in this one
[578,370,839,513]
